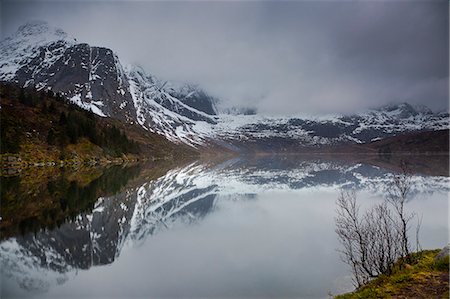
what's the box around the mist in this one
[1,0,448,115]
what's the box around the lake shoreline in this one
[335,248,449,299]
[2,151,448,177]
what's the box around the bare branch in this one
[335,164,419,287]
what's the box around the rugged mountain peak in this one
[124,64,157,84]
[16,20,67,39]
[0,20,75,82]
[164,82,218,115]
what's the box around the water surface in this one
[1,156,448,298]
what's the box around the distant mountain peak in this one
[410,104,433,115]
[376,102,432,118]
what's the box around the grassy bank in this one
[336,249,449,299]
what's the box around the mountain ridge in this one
[1,21,448,150]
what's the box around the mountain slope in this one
[0,21,217,147]
[0,82,198,165]
[202,104,448,152]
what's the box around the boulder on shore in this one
[434,244,450,261]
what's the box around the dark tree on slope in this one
[59,112,67,125]
[47,128,57,146]
[0,118,21,154]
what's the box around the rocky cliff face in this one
[16,42,137,121]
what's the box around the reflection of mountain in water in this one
[0,165,144,240]
[1,157,449,293]
[210,157,448,194]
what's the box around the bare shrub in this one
[385,162,415,262]
[335,164,418,287]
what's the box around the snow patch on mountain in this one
[69,93,106,117]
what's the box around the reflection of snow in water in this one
[1,157,448,297]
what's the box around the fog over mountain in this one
[1,0,448,115]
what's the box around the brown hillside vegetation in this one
[0,82,198,168]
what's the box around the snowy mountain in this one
[1,157,449,293]
[201,103,448,152]
[1,21,448,149]
[0,21,217,146]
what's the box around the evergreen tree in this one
[58,132,69,148]
[59,112,67,125]
[40,102,48,113]
[47,90,55,98]
[47,128,57,145]
[55,92,63,102]
[48,102,56,113]
[1,128,20,154]
[67,123,79,144]
[19,90,26,104]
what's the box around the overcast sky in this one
[1,0,448,115]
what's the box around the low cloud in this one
[2,1,448,114]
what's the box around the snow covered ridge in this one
[205,103,449,149]
[1,21,448,148]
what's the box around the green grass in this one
[335,250,449,299]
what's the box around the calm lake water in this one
[1,156,448,298]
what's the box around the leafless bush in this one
[385,162,415,261]
[335,164,418,287]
